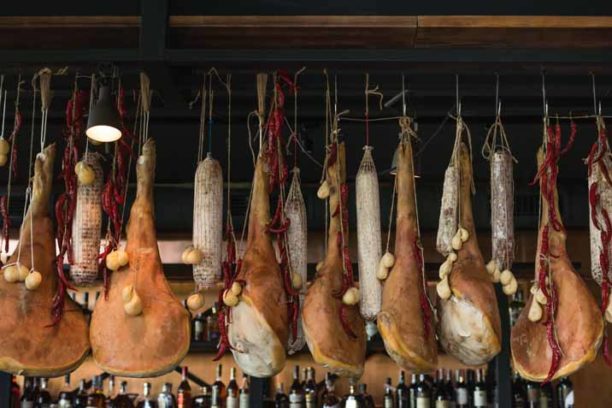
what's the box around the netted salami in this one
[490,151,514,270]
[436,165,459,256]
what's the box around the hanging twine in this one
[197,77,207,163]
[256,73,268,151]
[364,73,384,147]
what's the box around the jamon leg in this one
[378,138,437,372]
[0,144,90,376]
[511,148,603,381]
[228,152,288,377]
[438,143,502,366]
[302,142,366,378]
[90,140,191,377]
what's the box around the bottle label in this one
[474,390,487,407]
[384,396,394,408]
[227,395,238,408]
[456,388,468,404]
[58,401,73,408]
[289,393,304,407]
[344,399,358,408]
[239,393,250,408]
[435,401,450,408]
[565,390,574,407]
[540,395,549,408]
[416,397,430,408]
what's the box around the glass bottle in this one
[226,367,239,408]
[526,381,540,408]
[454,370,468,408]
[275,384,289,408]
[58,374,74,408]
[178,367,193,408]
[207,304,220,342]
[320,374,339,408]
[304,368,317,408]
[194,312,206,342]
[472,370,487,408]
[36,378,52,408]
[358,384,374,408]
[444,369,455,407]
[416,374,431,408]
[434,370,450,408]
[238,375,249,408]
[383,378,394,408]
[192,386,211,408]
[114,381,134,408]
[289,365,305,407]
[211,364,227,408]
[86,376,107,408]
[73,380,89,408]
[105,376,116,408]
[395,371,409,408]
[340,382,361,408]
[466,370,476,408]
[21,377,35,408]
[509,289,526,327]
[408,374,418,408]
[511,372,527,408]
[539,382,553,408]
[158,384,176,408]
[137,383,157,408]
[556,377,573,408]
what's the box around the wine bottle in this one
[555,377,573,408]
[73,379,89,408]
[511,372,527,408]
[383,378,394,408]
[396,371,409,408]
[194,312,205,342]
[35,378,52,408]
[408,374,419,408]
[275,384,289,408]
[105,375,116,408]
[192,386,211,408]
[358,384,374,408]
[526,381,540,408]
[226,367,239,408]
[289,365,305,407]
[473,370,487,408]
[444,369,455,408]
[114,381,134,408]
[207,303,220,342]
[211,364,227,408]
[320,374,339,408]
[539,382,553,408]
[341,382,361,408]
[434,370,450,408]
[466,370,476,408]
[87,376,107,408]
[178,367,193,408]
[509,289,525,327]
[304,367,317,408]
[158,383,177,408]
[21,377,35,408]
[416,374,431,408]
[239,375,249,408]
[58,374,73,408]
[454,370,468,408]
[137,383,157,408]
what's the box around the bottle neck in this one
[216,365,223,381]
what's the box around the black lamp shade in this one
[86,85,122,142]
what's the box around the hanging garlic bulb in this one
[187,293,205,311]
[25,271,42,290]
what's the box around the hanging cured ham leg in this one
[303,142,366,378]
[511,148,603,382]
[378,129,437,372]
[438,143,502,366]
[90,140,191,377]
[228,151,289,377]
[0,144,90,376]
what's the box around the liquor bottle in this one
[36,378,52,408]
[87,376,107,408]
[340,382,361,408]
[454,370,468,408]
[158,384,177,408]
[395,371,409,408]
[289,365,305,407]
[416,374,431,408]
[21,377,35,408]
[114,381,134,408]
[239,375,249,408]
[511,372,527,408]
[207,304,220,342]
[539,382,553,408]
[137,383,157,408]
[434,370,450,408]
[105,376,116,408]
[58,374,73,408]
[302,368,308,388]
[358,384,374,408]
[383,378,394,408]
[304,368,317,408]
[211,364,227,408]
[556,377,573,408]
[226,367,239,408]
[408,374,419,408]
[526,381,540,408]
[194,312,206,342]
[466,370,476,408]
[472,370,487,408]
[509,289,525,327]
[320,374,339,408]
[73,379,89,408]
[192,386,211,408]
[444,369,455,408]
[178,367,193,408]
[275,384,289,408]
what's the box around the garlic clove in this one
[3,265,19,283]
[0,138,9,155]
[502,277,518,296]
[76,164,95,185]
[436,276,452,300]
[223,289,239,307]
[187,293,205,311]
[0,154,8,167]
[230,281,243,296]
[317,181,330,199]
[448,252,458,263]
[376,263,389,281]
[181,246,194,264]
[17,264,29,281]
[185,248,204,265]
[530,285,538,295]
[342,287,360,306]
[25,271,43,290]
[291,273,303,290]
[459,227,469,242]
[491,268,501,283]
[381,252,395,268]
[500,270,514,286]
[106,251,121,271]
[116,249,129,267]
[451,234,462,251]
[535,288,548,305]
[605,297,612,323]
[528,300,543,322]
[124,292,143,316]
[486,260,497,275]
[121,284,135,303]
[438,260,452,280]
[315,261,324,272]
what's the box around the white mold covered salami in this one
[588,151,612,286]
[436,165,459,256]
[490,151,514,270]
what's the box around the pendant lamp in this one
[86,85,122,142]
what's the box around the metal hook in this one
[541,70,548,117]
[497,101,502,117]
[455,74,461,117]
[495,73,501,118]
[591,72,598,116]
[401,74,407,117]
